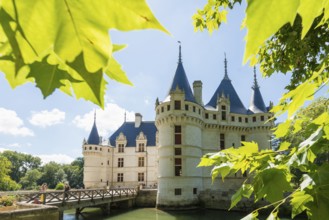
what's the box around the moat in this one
[63,208,248,220]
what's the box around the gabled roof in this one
[109,121,157,147]
[87,113,100,145]
[166,45,195,103]
[205,57,247,114]
[249,67,267,113]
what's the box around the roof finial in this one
[253,66,259,89]
[224,53,229,80]
[94,110,96,122]
[124,111,126,122]
[178,41,182,63]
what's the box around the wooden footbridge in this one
[4,188,138,220]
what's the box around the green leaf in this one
[291,191,313,218]
[104,57,132,85]
[278,141,291,151]
[266,211,278,220]
[67,53,106,107]
[198,157,216,167]
[28,56,81,98]
[274,120,291,138]
[230,184,253,209]
[244,0,299,63]
[211,162,232,181]
[297,0,325,38]
[241,211,259,220]
[312,112,329,126]
[253,168,292,203]
[300,174,314,191]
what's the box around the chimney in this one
[135,113,142,128]
[193,80,203,105]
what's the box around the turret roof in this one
[206,56,247,114]
[248,67,267,113]
[87,112,100,145]
[109,121,157,147]
[166,44,195,103]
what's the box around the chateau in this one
[82,45,274,208]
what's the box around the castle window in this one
[175,148,182,156]
[117,173,123,182]
[261,116,265,121]
[231,116,235,122]
[118,144,124,153]
[175,101,181,110]
[108,149,110,152]
[138,173,144,182]
[245,118,248,123]
[138,143,145,152]
[100,148,102,151]
[185,104,189,111]
[193,188,197,195]
[241,135,246,142]
[221,107,227,120]
[205,113,209,119]
[253,116,256,122]
[199,109,201,115]
[95,147,98,150]
[213,114,217,120]
[118,158,124,167]
[193,106,196,112]
[174,125,182,145]
[161,106,164,113]
[138,157,145,167]
[89,147,92,150]
[239,117,242,122]
[175,158,182,176]
[220,133,225,150]
[157,109,159,114]
[84,147,86,150]
[175,188,182,195]
[107,160,109,165]
[167,105,170,111]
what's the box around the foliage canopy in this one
[194,0,329,219]
[0,0,167,108]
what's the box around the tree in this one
[194,1,329,219]
[38,161,65,189]
[0,156,20,191]
[0,1,168,108]
[1,150,41,183]
[19,169,42,190]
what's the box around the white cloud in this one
[29,108,65,128]
[73,103,135,137]
[36,154,75,165]
[0,108,34,136]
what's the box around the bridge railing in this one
[0,188,138,205]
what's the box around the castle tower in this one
[82,112,110,188]
[155,44,203,208]
[247,67,274,149]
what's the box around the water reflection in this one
[64,208,248,220]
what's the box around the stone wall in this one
[0,203,59,220]
[199,189,255,212]
[135,189,157,207]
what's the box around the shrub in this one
[0,195,16,207]
[55,182,64,190]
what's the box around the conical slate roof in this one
[166,44,195,103]
[87,112,100,145]
[248,67,267,113]
[206,57,247,114]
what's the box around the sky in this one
[0,0,291,164]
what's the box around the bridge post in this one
[101,203,111,215]
[58,211,64,220]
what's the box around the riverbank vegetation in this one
[0,151,83,191]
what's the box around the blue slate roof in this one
[109,122,157,147]
[166,45,196,103]
[206,77,247,114]
[87,121,100,145]
[248,69,267,113]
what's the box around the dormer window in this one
[221,105,227,120]
[138,143,145,152]
[175,100,181,110]
[118,144,124,153]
